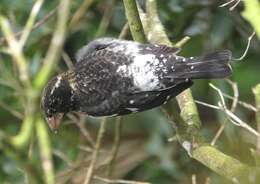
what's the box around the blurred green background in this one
[0,0,260,183]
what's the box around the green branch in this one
[36,117,55,184]
[123,0,146,43]
[123,0,260,181]
[34,0,71,90]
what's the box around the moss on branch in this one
[123,0,146,43]
[122,0,260,181]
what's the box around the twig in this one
[69,0,95,28]
[0,6,58,46]
[62,51,74,70]
[192,174,197,184]
[83,118,107,184]
[34,0,70,90]
[0,16,30,87]
[53,149,74,167]
[221,92,257,112]
[253,84,260,153]
[95,0,117,38]
[175,36,191,48]
[219,0,241,11]
[106,116,123,177]
[195,83,259,137]
[67,113,95,147]
[123,0,146,43]
[211,80,239,145]
[94,175,151,184]
[232,31,255,61]
[119,23,129,39]
[19,0,44,48]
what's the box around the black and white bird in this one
[41,37,232,130]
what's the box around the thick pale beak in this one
[46,113,64,132]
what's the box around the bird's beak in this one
[46,113,64,132]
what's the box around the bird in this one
[41,37,232,131]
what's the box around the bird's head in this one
[41,74,77,132]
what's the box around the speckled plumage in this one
[41,37,232,130]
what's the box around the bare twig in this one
[106,116,123,177]
[0,5,58,46]
[219,0,241,11]
[233,31,255,61]
[253,84,260,153]
[34,0,70,90]
[211,80,239,145]
[69,0,95,28]
[195,83,259,137]
[83,118,107,184]
[119,23,130,39]
[67,113,95,147]
[62,51,74,70]
[192,174,197,184]
[94,175,151,184]
[53,149,74,167]
[19,0,44,48]
[175,36,191,48]
[222,92,257,112]
[95,0,117,38]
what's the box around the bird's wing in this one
[137,44,181,55]
[76,38,181,63]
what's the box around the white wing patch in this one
[130,54,160,91]
[111,40,162,91]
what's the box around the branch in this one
[95,0,117,38]
[135,0,260,181]
[106,117,123,177]
[19,0,44,48]
[0,16,30,87]
[192,146,255,182]
[0,5,58,46]
[69,0,95,28]
[123,0,146,43]
[34,0,71,90]
[83,118,107,184]
[253,84,260,153]
[36,117,55,184]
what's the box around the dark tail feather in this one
[173,50,232,79]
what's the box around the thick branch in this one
[123,0,146,43]
[133,0,260,181]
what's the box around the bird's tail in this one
[173,50,232,79]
